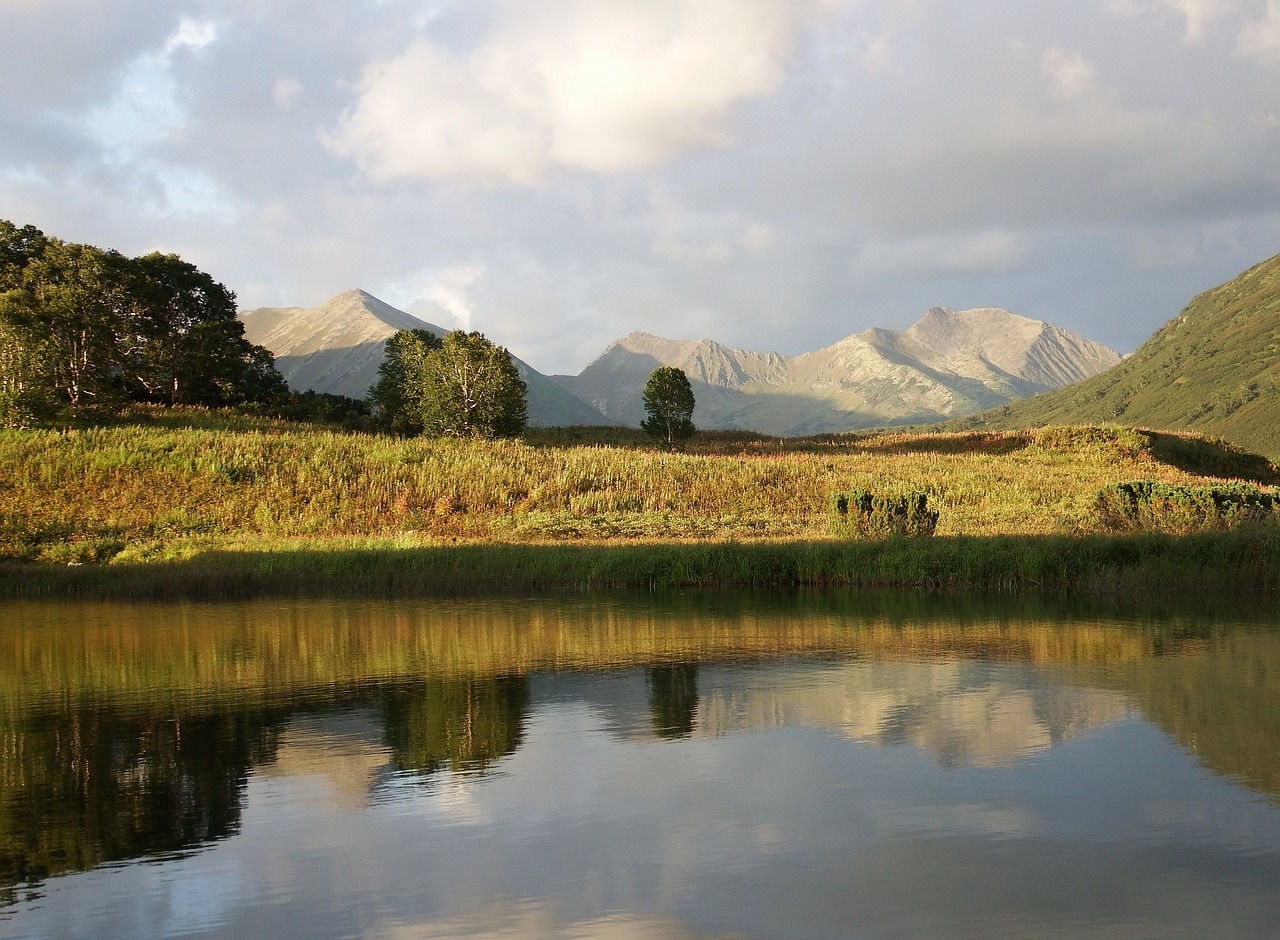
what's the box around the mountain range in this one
[550,307,1120,436]
[240,293,1120,436]
[946,252,1280,458]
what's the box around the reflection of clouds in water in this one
[263,710,392,809]
[264,708,498,825]
[377,896,736,939]
[411,774,495,827]
[696,662,1130,767]
[896,803,1045,840]
[160,856,248,938]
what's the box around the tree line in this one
[0,219,287,426]
[2,217,698,442]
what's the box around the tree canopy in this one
[0,219,287,426]
[641,366,696,445]
[369,328,528,438]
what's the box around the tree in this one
[0,220,288,421]
[8,238,132,416]
[370,329,528,438]
[369,328,442,434]
[122,252,264,406]
[641,366,696,445]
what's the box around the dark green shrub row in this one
[1096,480,1278,533]
[830,490,939,539]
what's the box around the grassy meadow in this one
[2,408,1278,597]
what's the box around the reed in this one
[3,530,1278,600]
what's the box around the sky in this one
[3,0,1280,375]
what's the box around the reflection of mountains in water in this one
[524,661,1128,768]
[693,662,1130,768]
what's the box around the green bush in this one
[830,490,939,539]
[1095,480,1278,533]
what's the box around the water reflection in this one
[648,664,699,739]
[1,593,1279,938]
[0,703,281,897]
[693,661,1130,767]
[379,676,530,779]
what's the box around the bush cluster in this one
[1095,480,1278,533]
[830,490,939,539]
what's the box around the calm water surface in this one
[2,592,1279,939]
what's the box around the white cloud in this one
[1109,0,1238,42]
[272,76,305,110]
[1040,47,1098,101]
[328,0,832,186]
[1237,0,1280,59]
[382,264,485,332]
[7,0,1280,376]
[164,17,218,54]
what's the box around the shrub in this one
[1095,480,1278,533]
[830,490,939,539]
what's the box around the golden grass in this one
[4,420,1269,567]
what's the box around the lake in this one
[2,591,1279,938]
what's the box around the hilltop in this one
[946,253,1280,457]
[239,289,611,428]
[552,307,1120,436]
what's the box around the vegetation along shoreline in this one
[3,411,1277,601]
[3,529,1279,601]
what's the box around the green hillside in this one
[947,253,1280,457]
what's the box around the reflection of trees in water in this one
[0,675,536,898]
[0,706,282,900]
[381,675,530,777]
[647,664,698,739]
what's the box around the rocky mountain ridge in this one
[551,307,1121,436]
[240,292,1121,436]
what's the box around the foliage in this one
[1095,480,1278,533]
[268,391,372,428]
[368,328,442,434]
[370,329,527,438]
[830,489,939,538]
[641,366,696,445]
[0,219,288,426]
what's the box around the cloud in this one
[5,0,1280,378]
[1237,0,1280,59]
[272,77,305,110]
[1040,47,1098,101]
[328,0,830,186]
[853,230,1031,280]
[1109,0,1239,42]
[164,17,218,55]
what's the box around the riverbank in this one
[3,529,1278,599]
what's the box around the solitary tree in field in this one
[641,366,696,446]
[370,328,528,438]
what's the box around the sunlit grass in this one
[2,414,1276,595]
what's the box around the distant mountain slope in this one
[240,289,611,427]
[945,254,1280,458]
[552,308,1120,436]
